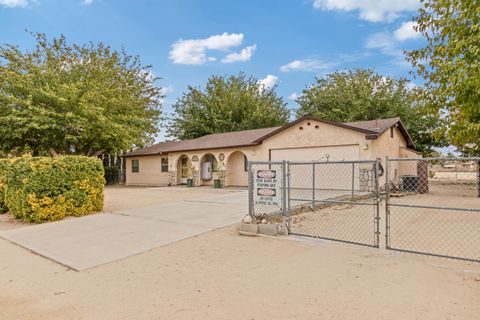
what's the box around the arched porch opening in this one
[200,153,218,185]
[226,151,248,187]
[176,155,191,185]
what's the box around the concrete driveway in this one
[0,187,247,271]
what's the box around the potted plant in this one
[213,170,226,188]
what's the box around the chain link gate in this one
[249,160,381,248]
[385,157,480,262]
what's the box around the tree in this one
[167,73,290,140]
[296,69,442,155]
[0,33,162,156]
[405,0,480,155]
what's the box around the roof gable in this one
[252,116,377,144]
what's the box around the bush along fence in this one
[0,156,105,223]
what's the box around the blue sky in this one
[0,0,425,140]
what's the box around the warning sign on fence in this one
[254,169,279,206]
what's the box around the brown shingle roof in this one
[123,140,184,157]
[344,117,401,134]
[124,126,280,157]
[345,117,414,148]
[124,116,414,157]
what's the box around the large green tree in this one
[168,73,290,140]
[0,33,162,156]
[296,69,442,155]
[406,0,480,155]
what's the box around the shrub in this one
[0,159,8,214]
[4,156,105,223]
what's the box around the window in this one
[161,158,168,172]
[131,159,139,173]
[244,155,248,172]
[390,127,394,138]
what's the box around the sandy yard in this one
[291,182,480,260]
[0,224,479,320]
[0,184,479,319]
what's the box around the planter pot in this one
[186,179,193,188]
[214,179,221,188]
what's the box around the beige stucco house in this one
[123,116,419,187]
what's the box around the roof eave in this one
[123,143,261,157]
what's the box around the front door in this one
[181,157,188,184]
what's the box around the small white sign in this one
[254,169,279,206]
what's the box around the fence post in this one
[385,157,390,249]
[477,160,480,198]
[351,162,355,201]
[374,159,380,248]
[312,162,316,209]
[282,161,287,217]
[248,161,254,220]
[287,161,291,231]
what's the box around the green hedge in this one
[0,159,7,213]
[3,156,105,223]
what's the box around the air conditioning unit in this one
[399,175,420,192]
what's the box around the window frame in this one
[161,158,169,173]
[131,159,139,173]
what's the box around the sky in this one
[0,0,425,141]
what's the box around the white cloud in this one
[221,45,256,63]
[365,31,410,68]
[312,0,420,22]
[280,59,338,72]
[288,93,299,100]
[82,0,94,4]
[258,75,278,90]
[365,20,422,66]
[0,0,29,7]
[160,85,174,95]
[393,21,421,41]
[169,33,244,65]
[365,32,395,51]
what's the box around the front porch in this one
[168,150,249,187]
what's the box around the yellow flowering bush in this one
[3,156,105,223]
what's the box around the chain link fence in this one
[386,157,480,262]
[249,160,380,247]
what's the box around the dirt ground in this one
[291,182,480,260]
[1,185,479,319]
[0,224,479,320]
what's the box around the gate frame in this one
[249,159,381,248]
[385,156,480,263]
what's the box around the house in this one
[123,116,419,187]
